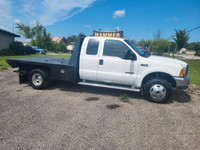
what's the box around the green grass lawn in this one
[0,53,71,70]
[184,59,200,85]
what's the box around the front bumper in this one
[174,76,190,90]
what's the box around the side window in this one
[86,39,99,55]
[103,40,129,59]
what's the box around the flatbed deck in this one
[6,35,85,83]
[7,57,70,67]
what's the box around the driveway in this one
[0,68,200,150]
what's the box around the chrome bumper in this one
[174,76,190,90]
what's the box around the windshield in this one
[124,40,146,56]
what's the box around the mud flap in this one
[19,74,28,84]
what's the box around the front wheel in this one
[143,78,172,103]
[29,69,50,89]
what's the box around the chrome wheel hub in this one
[150,84,166,100]
[32,73,43,86]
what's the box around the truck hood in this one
[148,55,187,67]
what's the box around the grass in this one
[0,53,71,70]
[120,93,129,100]
[183,59,200,85]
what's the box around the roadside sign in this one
[93,30,123,38]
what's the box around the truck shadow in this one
[167,90,191,103]
[47,81,191,104]
[49,81,144,100]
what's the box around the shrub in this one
[52,41,67,53]
[9,42,25,55]
[0,42,25,56]
[0,49,15,56]
[151,39,169,55]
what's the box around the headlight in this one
[179,67,186,77]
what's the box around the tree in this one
[52,42,66,53]
[187,42,200,52]
[33,21,44,37]
[16,23,35,38]
[67,35,78,44]
[16,21,44,39]
[169,42,176,52]
[31,28,53,51]
[137,39,152,50]
[129,40,137,45]
[153,30,161,41]
[151,39,169,55]
[17,21,67,53]
[173,29,190,51]
[79,32,86,36]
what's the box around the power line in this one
[186,25,200,33]
[170,25,200,38]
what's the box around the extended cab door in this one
[79,37,100,81]
[97,39,139,86]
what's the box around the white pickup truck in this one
[7,35,190,103]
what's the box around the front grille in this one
[186,65,188,76]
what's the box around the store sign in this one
[93,30,123,38]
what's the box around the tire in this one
[143,78,172,103]
[28,69,50,89]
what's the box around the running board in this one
[78,82,140,92]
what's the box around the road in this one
[0,68,200,150]
[173,54,200,59]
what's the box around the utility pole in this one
[13,23,15,33]
[168,32,173,57]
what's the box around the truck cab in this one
[79,37,139,86]
[79,36,189,102]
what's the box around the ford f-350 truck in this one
[6,35,190,103]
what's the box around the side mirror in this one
[124,49,137,60]
[130,54,137,61]
[124,49,131,59]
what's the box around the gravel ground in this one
[0,68,200,150]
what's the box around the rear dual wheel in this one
[29,69,51,89]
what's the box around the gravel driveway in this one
[0,68,200,150]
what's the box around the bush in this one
[151,39,169,55]
[0,42,25,56]
[51,42,67,53]
[9,42,25,55]
[0,49,15,56]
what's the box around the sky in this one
[0,0,200,42]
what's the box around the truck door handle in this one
[125,72,134,74]
[99,59,103,65]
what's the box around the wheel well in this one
[19,65,50,73]
[142,72,176,88]
[19,65,51,80]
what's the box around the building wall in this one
[0,32,14,51]
[67,44,75,51]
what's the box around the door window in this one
[86,39,99,55]
[103,40,129,59]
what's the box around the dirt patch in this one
[186,84,200,95]
[106,104,121,109]
[85,97,99,101]
[16,89,22,92]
